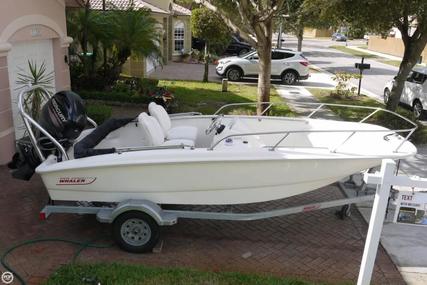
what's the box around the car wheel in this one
[383,88,390,104]
[226,67,242,81]
[413,100,425,119]
[238,48,249,56]
[113,211,160,253]
[281,71,297,85]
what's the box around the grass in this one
[308,88,427,144]
[329,45,378,59]
[159,80,295,116]
[45,263,324,285]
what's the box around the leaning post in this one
[357,159,396,285]
[222,78,228,92]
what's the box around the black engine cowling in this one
[8,91,87,180]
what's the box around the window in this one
[174,21,185,52]
[408,71,427,84]
[271,51,295,60]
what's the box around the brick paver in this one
[0,166,404,284]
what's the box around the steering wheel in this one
[205,115,223,135]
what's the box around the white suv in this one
[216,49,310,85]
[384,67,427,119]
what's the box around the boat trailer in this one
[39,159,427,285]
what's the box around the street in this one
[282,36,399,101]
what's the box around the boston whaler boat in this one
[10,85,417,252]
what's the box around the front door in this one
[7,39,56,139]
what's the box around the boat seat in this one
[148,102,198,141]
[138,112,195,147]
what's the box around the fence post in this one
[222,78,228,92]
[357,159,396,285]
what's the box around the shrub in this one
[78,90,151,104]
[86,104,112,124]
[332,72,361,97]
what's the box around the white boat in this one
[15,86,417,205]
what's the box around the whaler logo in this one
[57,177,96,185]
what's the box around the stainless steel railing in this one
[18,85,98,161]
[210,102,418,153]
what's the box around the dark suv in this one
[192,35,252,56]
[224,35,252,56]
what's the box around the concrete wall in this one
[0,0,71,164]
[304,27,333,38]
[368,36,427,63]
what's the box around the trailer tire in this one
[113,211,160,253]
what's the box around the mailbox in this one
[355,62,371,70]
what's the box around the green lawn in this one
[45,263,324,285]
[158,80,295,116]
[329,45,378,59]
[308,88,427,144]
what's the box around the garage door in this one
[7,39,56,139]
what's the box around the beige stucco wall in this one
[304,27,333,38]
[143,0,172,13]
[0,0,71,164]
[368,36,427,63]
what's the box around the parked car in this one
[224,35,252,56]
[331,33,347,42]
[216,49,310,85]
[383,67,427,119]
[192,35,252,56]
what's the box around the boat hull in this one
[38,154,381,205]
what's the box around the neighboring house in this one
[0,0,78,165]
[303,27,333,38]
[90,0,192,77]
[368,26,427,64]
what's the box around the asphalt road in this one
[282,36,399,101]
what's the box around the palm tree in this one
[67,1,112,76]
[66,0,161,88]
[108,4,162,71]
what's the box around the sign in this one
[393,190,427,226]
[355,62,371,70]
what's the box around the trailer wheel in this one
[113,211,159,253]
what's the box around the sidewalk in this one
[275,81,427,284]
[347,46,403,61]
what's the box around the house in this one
[303,27,333,38]
[89,0,192,77]
[0,0,79,165]
[0,0,191,165]
[368,29,427,64]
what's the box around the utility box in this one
[393,188,427,226]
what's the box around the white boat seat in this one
[138,112,195,147]
[148,102,198,141]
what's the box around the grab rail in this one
[211,101,417,153]
[116,144,194,153]
[18,85,98,161]
[208,128,415,152]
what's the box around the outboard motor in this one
[8,90,87,180]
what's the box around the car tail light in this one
[299,61,309,66]
[39,212,46,220]
[214,60,219,65]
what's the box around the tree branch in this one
[198,0,257,46]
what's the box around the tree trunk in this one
[256,23,273,115]
[297,25,304,52]
[387,33,427,111]
[203,41,209,82]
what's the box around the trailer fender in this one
[97,199,178,226]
